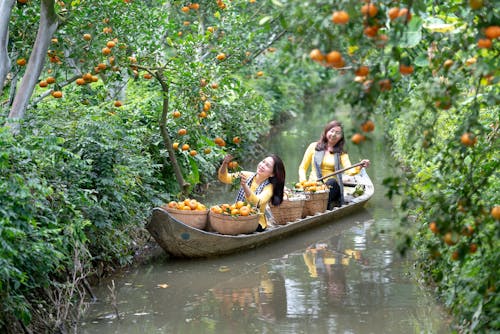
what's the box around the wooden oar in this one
[316,161,365,182]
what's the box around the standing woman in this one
[218,154,286,231]
[298,120,370,209]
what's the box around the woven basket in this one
[209,211,260,235]
[302,190,329,217]
[270,199,305,225]
[165,207,208,230]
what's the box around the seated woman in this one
[298,120,370,209]
[218,154,286,231]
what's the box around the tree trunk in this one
[8,0,58,133]
[0,0,15,95]
[156,71,190,194]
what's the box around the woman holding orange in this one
[218,154,286,231]
[298,120,370,209]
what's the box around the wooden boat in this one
[146,169,374,258]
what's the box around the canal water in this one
[78,98,452,333]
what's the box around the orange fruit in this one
[355,65,369,77]
[189,199,198,210]
[466,57,477,66]
[228,161,239,169]
[189,3,200,10]
[203,101,211,111]
[361,120,375,132]
[451,251,460,261]
[491,205,500,220]
[211,206,223,214]
[331,10,349,25]
[378,78,392,91]
[189,150,197,156]
[106,41,116,48]
[181,6,190,13]
[39,80,48,88]
[231,208,240,215]
[173,110,181,118]
[203,148,211,154]
[168,201,178,208]
[460,132,477,147]
[178,128,187,136]
[388,7,399,20]
[469,0,483,9]
[351,133,366,145]
[361,3,378,17]
[443,59,454,69]
[239,206,250,216]
[211,82,219,89]
[364,26,379,38]
[51,90,63,98]
[235,201,245,209]
[143,73,153,79]
[477,38,492,49]
[114,100,122,107]
[16,58,27,66]
[397,8,412,21]
[216,53,226,61]
[256,71,264,77]
[76,78,86,85]
[181,144,190,151]
[200,78,208,87]
[198,111,207,118]
[97,63,107,71]
[46,76,56,84]
[172,142,179,150]
[102,47,112,55]
[325,51,342,65]
[232,136,241,144]
[429,221,439,234]
[309,49,324,62]
[399,64,414,75]
[443,232,456,246]
[469,243,478,253]
[83,33,92,41]
[484,26,500,40]
[82,73,93,82]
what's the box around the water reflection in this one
[79,211,450,334]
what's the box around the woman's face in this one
[326,126,343,144]
[256,157,275,178]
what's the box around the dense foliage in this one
[0,0,498,332]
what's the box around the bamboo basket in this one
[270,198,305,225]
[302,190,329,217]
[209,211,260,235]
[165,207,208,230]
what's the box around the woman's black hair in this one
[269,154,285,206]
[315,120,345,154]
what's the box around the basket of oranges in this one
[294,181,330,217]
[209,201,260,235]
[162,198,209,230]
[270,190,307,225]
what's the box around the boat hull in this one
[146,170,374,258]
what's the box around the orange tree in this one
[263,0,498,332]
[0,1,292,332]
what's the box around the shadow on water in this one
[78,96,452,333]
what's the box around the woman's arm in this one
[342,154,370,175]
[245,183,273,208]
[298,143,315,182]
[218,154,240,184]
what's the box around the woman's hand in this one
[222,154,233,166]
[361,159,370,168]
[239,173,248,187]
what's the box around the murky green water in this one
[78,98,452,333]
